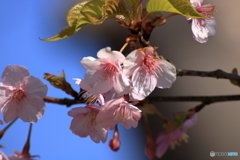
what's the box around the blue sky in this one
[0,1,148,159]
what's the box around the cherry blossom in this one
[123,47,176,99]
[96,97,142,130]
[155,113,197,158]
[0,65,48,123]
[188,0,216,43]
[68,105,108,143]
[80,47,129,96]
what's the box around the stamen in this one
[12,88,26,102]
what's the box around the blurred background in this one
[0,0,239,160]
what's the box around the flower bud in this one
[109,126,121,151]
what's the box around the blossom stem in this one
[119,42,128,53]
[21,123,32,157]
[0,118,18,139]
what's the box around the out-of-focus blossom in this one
[188,0,216,43]
[96,97,142,130]
[80,47,129,96]
[123,47,176,98]
[0,65,48,123]
[68,105,108,143]
[0,151,8,160]
[155,113,197,158]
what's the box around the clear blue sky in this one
[0,1,148,159]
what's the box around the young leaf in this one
[81,0,106,24]
[146,0,206,18]
[41,1,90,41]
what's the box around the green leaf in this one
[42,0,130,41]
[81,0,106,24]
[146,0,207,18]
[67,1,90,26]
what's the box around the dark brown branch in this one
[43,96,85,107]
[145,95,240,104]
[177,69,240,81]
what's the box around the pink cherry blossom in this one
[68,105,108,143]
[189,0,216,43]
[0,65,48,123]
[123,47,176,99]
[80,47,129,96]
[96,97,142,129]
[155,114,197,158]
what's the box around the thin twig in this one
[145,95,240,103]
[177,69,240,81]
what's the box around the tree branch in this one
[43,96,85,107]
[177,69,240,81]
[145,95,240,103]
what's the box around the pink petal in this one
[18,94,45,123]
[112,73,130,96]
[81,70,112,95]
[206,18,216,37]
[1,65,29,88]
[123,49,144,77]
[80,57,101,70]
[0,151,8,160]
[21,76,47,98]
[156,60,176,88]
[1,98,19,123]
[89,125,108,143]
[68,107,90,117]
[182,114,197,131]
[155,138,170,158]
[70,115,89,137]
[132,67,157,97]
[97,47,125,64]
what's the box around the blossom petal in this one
[97,47,125,64]
[18,94,45,123]
[156,60,176,88]
[206,18,216,37]
[1,65,29,88]
[21,76,48,98]
[68,107,90,117]
[123,49,144,77]
[81,70,112,95]
[0,98,18,123]
[0,151,8,160]
[80,57,102,70]
[182,114,197,131]
[132,67,157,97]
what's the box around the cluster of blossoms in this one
[68,46,177,143]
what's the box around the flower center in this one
[101,63,119,80]
[196,5,215,17]
[82,111,99,133]
[12,88,26,101]
[142,55,160,75]
[169,133,189,150]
